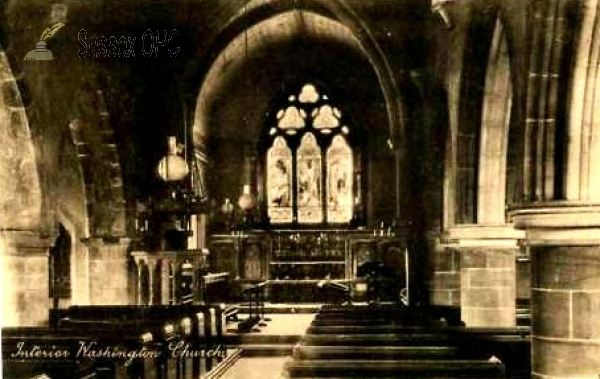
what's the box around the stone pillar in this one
[460,247,516,327]
[85,238,132,305]
[429,233,461,306]
[442,225,523,327]
[1,231,52,326]
[147,260,157,305]
[161,260,170,304]
[513,205,600,378]
[134,259,145,305]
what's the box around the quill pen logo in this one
[24,23,65,61]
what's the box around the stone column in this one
[134,259,145,305]
[161,260,171,305]
[85,238,132,305]
[513,205,600,378]
[147,259,157,305]
[442,225,523,327]
[1,231,52,326]
[429,234,461,306]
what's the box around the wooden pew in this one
[56,305,225,340]
[287,304,527,379]
[284,359,507,378]
[300,333,479,346]
[2,326,155,379]
[317,304,463,326]
[300,327,528,378]
[310,318,400,327]
[57,305,229,374]
[300,330,528,355]
[201,273,240,333]
[306,324,530,336]
[292,345,461,360]
[5,305,231,379]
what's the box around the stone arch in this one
[0,48,42,231]
[68,83,126,238]
[192,0,407,163]
[565,0,600,201]
[459,10,496,225]
[513,0,578,203]
[477,17,513,225]
[443,5,517,227]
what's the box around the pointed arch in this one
[478,18,513,224]
[0,50,42,231]
[192,0,407,167]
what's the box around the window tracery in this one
[265,83,354,225]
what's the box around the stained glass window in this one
[265,83,354,225]
[277,106,306,134]
[267,137,293,223]
[327,136,353,223]
[297,133,323,223]
[313,105,340,131]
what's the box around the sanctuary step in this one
[284,304,530,379]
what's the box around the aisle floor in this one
[218,356,290,379]
[220,313,316,379]
[238,313,315,335]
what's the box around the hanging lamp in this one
[157,136,189,182]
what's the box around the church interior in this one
[2,0,600,378]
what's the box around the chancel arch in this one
[193,9,404,226]
[192,0,407,149]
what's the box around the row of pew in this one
[3,304,238,379]
[3,272,272,379]
[284,303,530,379]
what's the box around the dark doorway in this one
[49,223,72,308]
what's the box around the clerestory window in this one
[265,83,355,225]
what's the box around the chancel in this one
[1,0,599,378]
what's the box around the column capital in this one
[82,236,132,248]
[510,202,600,245]
[441,224,524,248]
[1,230,53,255]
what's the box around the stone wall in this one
[460,248,515,327]
[430,247,461,306]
